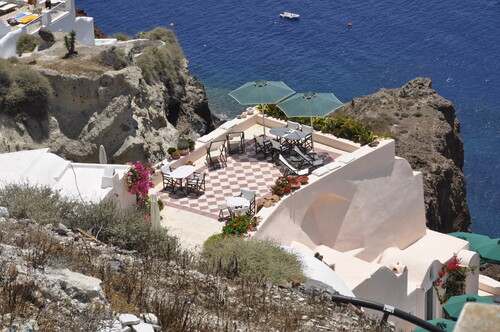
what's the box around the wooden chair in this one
[240,189,256,217]
[186,171,206,196]
[229,207,250,219]
[161,164,175,190]
[300,133,314,152]
[227,131,245,154]
[253,135,272,157]
[301,124,314,135]
[206,140,227,169]
[270,139,290,159]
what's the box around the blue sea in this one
[77,0,499,238]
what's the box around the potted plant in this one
[290,176,300,189]
[187,139,195,151]
[177,139,190,156]
[297,176,309,184]
[276,176,292,193]
[167,147,180,159]
[271,184,285,196]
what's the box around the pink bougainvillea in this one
[432,254,477,304]
[125,161,155,203]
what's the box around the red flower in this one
[434,279,442,287]
[439,270,446,278]
[447,256,461,271]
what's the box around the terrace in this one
[150,110,359,249]
[0,1,67,35]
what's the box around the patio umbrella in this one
[448,232,491,252]
[99,145,107,164]
[228,80,295,137]
[277,91,344,126]
[442,294,494,320]
[476,239,500,264]
[150,193,161,231]
[412,318,456,332]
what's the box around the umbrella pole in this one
[262,104,266,138]
[310,116,313,127]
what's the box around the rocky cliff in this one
[0,30,217,164]
[338,78,471,233]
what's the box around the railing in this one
[331,294,446,332]
[8,1,68,34]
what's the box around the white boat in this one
[279,12,300,19]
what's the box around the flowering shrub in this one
[125,161,155,203]
[433,255,477,304]
[222,214,252,236]
[276,176,295,187]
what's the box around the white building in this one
[0,0,95,58]
[0,148,135,207]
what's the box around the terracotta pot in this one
[283,183,292,193]
[291,181,300,189]
[170,152,180,159]
[272,187,285,196]
[298,176,309,184]
[189,146,195,151]
[179,148,189,156]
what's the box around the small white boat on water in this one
[280,12,300,19]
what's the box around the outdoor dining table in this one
[269,127,307,141]
[226,196,249,208]
[170,165,196,195]
[269,127,308,155]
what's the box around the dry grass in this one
[0,184,393,331]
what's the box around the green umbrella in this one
[443,294,495,320]
[448,232,491,252]
[228,80,295,136]
[277,91,344,126]
[412,318,456,332]
[476,239,500,264]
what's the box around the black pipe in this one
[331,294,446,332]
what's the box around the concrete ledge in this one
[454,302,500,332]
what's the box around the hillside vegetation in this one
[0,184,394,331]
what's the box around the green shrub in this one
[0,184,182,260]
[112,32,132,41]
[99,46,130,70]
[0,183,76,224]
[2,66,53,118]
[7,57,19,64]
[201,236,305,283]
[0,59,12,98]
[260,104,376,145]
[138,27,178,44]
[177,139,190,150]
[16,34,40,56]
[137,45,183,86]
[222,214,252,236]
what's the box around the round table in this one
[169,165,196,194]
[170,165,196,179]
[226,196,249,208]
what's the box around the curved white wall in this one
[255,140,427,261]
[0,29,24,58]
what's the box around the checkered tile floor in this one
[157,140,340,220]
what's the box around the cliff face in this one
[338,78,471,233]
[0,35,216,163]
